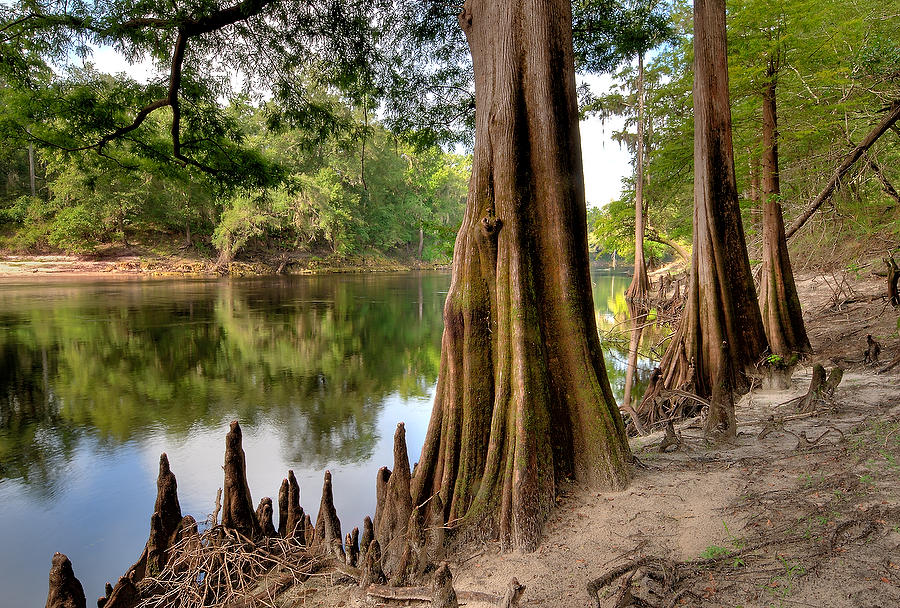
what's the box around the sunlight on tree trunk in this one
[410,0,631,552]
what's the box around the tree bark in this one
[636,0,768,437]
[410,0,630,552]
[626,52,650,303]
[785,100,900,239]
[757,63,810,356]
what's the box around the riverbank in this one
[0,250,447,278]
[38,269,899,608]
[292,270,900,607]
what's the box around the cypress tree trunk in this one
[636,0,767,437]
[757,62,811,356]
[410,0,631,552]
[626,53,650,303]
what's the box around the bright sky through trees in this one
[82,48,630,208]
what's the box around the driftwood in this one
[45,553,86,608]
[364,579,523,606]
[221,421,260,538]
[879,352,900,373]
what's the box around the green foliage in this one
[699,545,730,559]
[0,92,468,260]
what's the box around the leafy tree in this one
[575,0,674,300]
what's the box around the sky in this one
[89,47,634,209]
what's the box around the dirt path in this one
[294,272,898,608]
[434,273,899,608]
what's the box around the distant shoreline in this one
[0,252,450,279]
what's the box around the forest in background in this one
[2,0,897,270]
[0,83,469,264]
[585,0,899,270]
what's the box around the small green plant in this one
[858,473,875,485]
[699,545,730,559]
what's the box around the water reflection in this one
[0,270,655,606]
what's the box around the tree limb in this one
[786,100,900,239]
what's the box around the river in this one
[0,270,654,605]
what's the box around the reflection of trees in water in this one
[0,341,81,499]
[591,271,668,405]
[0,274,447,490]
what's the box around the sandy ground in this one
[282,271,899,608]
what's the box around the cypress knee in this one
[45,553,86,608]
[376,423,413,577]
[360,516,374,565]
[286,470,304,543]
[277,478,289,537]
[360,540,385,588]
[432,564,458,608]
[314,470,342,557]
[222,421,260,538]
[346,527,360,567]
[256,497,277,537]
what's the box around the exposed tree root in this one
[586,521,883,608]
[777,363,843,413]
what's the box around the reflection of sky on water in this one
[0,388,435,607]
[0,270,657,606]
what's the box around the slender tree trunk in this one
[411,0,631,552]
[758,63,810,356]
[626,53,650,303]
[636,0,768,438]
[749,150,760,230]
[622,303,647,436]
[417,226,425,260]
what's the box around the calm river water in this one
[0,270,652,605]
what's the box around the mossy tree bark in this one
[410,0,631,552]
[637,0,768,437]
[626,52,651,303]
[758,59,810,357]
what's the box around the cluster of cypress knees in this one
[44,420,455,608]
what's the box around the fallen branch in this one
[786,100,900,239]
